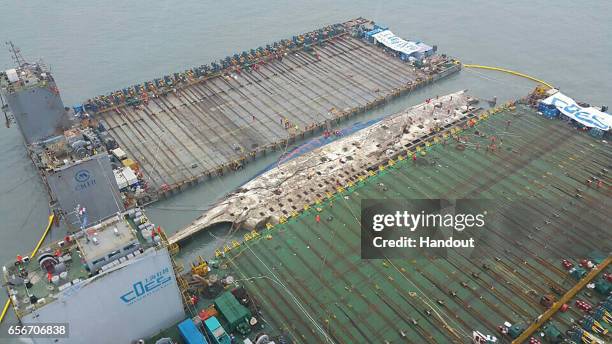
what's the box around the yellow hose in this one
[0,301,9,325]
[0,213,55,324]
[29,214,56,258]
[463,64,554,89]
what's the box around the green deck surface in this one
[218,104,611,344]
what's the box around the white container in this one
[111,148,127,160]
[122,167,138,186]
[114,170,128,189]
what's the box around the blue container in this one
[204,317,231,344]
[422,47,434,57]
[570,267,587,280]
[178,319,207,344]
[589,127,604,138]
[538,102,560,119]
[365,28,383,42]
[543,109,559,119]
[374,24,389,31]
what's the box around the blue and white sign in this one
[23,248,184,344]
[372,30,420,56]
[119,267,173,305]
[542,92,611,131]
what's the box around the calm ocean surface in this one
[1,0,609,337]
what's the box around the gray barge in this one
[83,18,460,203]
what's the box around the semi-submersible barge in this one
[80,18,459,203]
[2,16,611,344]
[160,89,610,344]
[0,18,458,224]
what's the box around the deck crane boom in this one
[512,255,611,343]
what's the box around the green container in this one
[508,324,524,339]
[213,291,251,332]
[594,279,611,295]
[587,250,606,264]
[544,325,563,344]
[570,267,587,280]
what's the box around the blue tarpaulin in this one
[257,116,385,176]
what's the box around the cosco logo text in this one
[119,268,172,305]
[549,97,609,131]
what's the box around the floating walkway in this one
[91,19,460,201]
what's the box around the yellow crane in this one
[512,255,611,343]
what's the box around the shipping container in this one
[204,316,231,344]
[111,147,127,160]
[213,292,251,332]
[178,319,208,344]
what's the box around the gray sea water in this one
[1,0,610,338]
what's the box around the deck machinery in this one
[2,210,186,343]
[0,61,128,228]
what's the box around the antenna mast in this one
[6,41,27,66]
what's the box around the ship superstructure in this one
[0,52,70,144]
[2,210,186,344]
[1,45,187,343]
[1,57,138,228]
